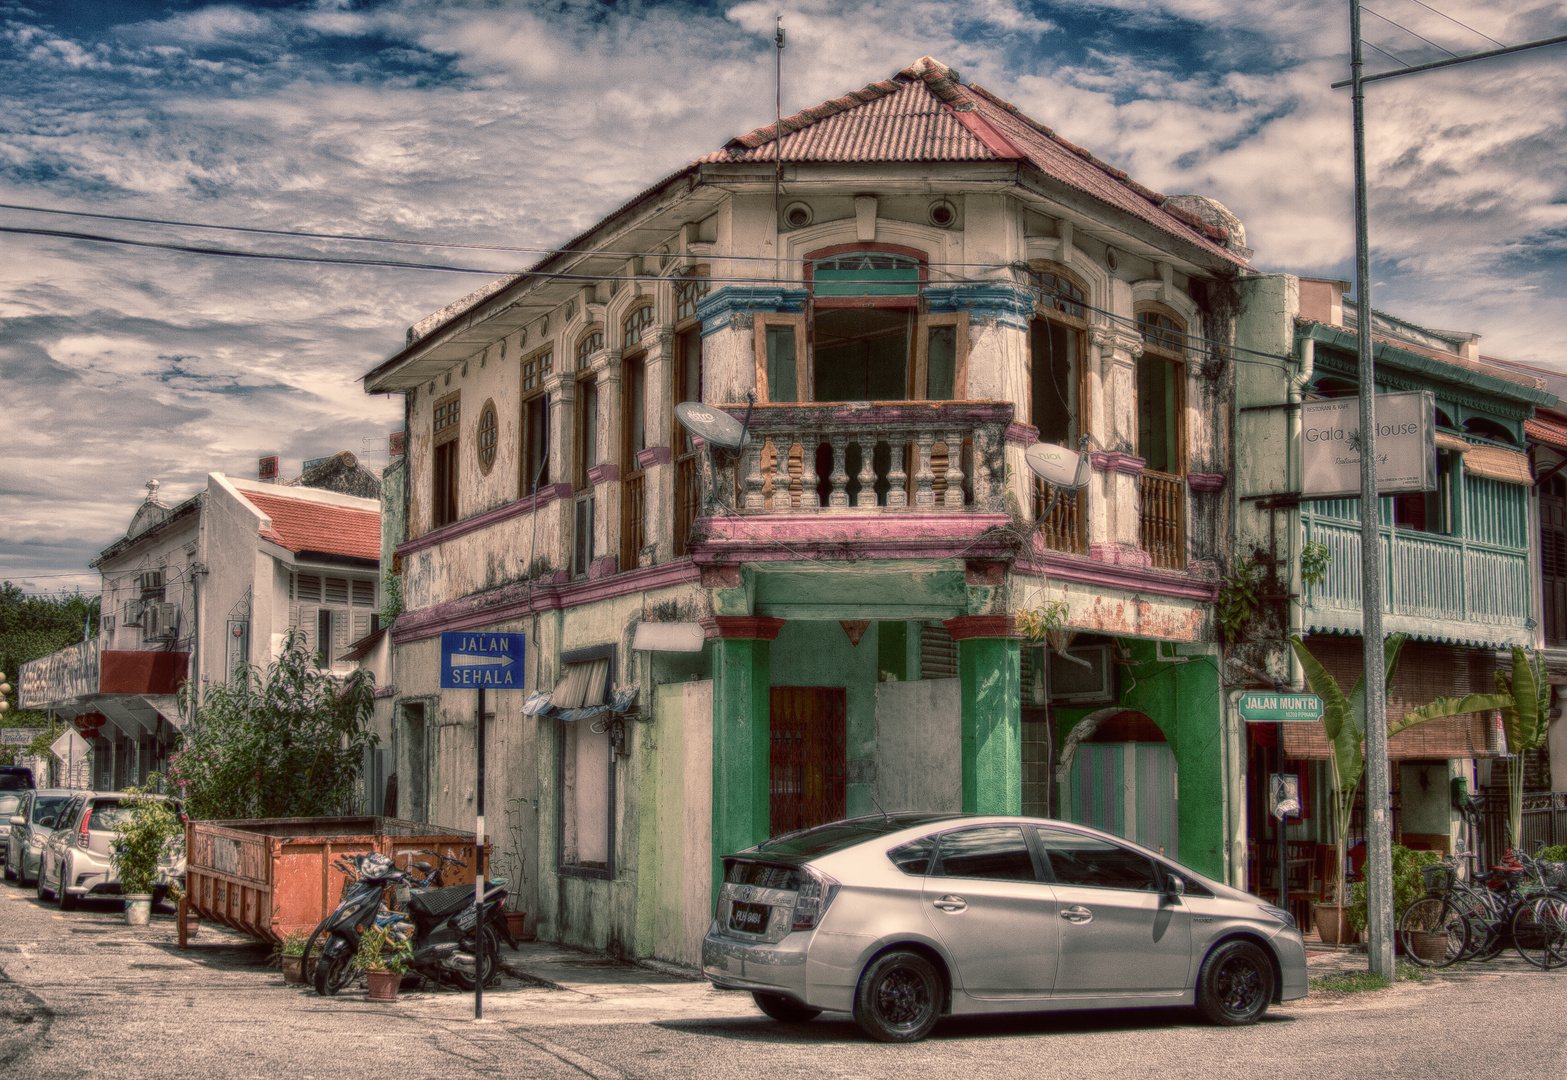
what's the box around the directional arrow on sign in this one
[448,653,515,668]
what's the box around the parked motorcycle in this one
[314,852,512,997]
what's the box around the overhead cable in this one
[1398,0,1505,47]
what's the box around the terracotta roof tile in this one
[700,56,1244,265]
[1527,416,1567,452]
[241,490,381,562]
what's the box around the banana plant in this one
[1495,647,1551,852]
[1288,633,1513,908]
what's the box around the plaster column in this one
[640,331,676,564]
[944,615,1021,815]
[706,615,785,900]
[545,373,575,574]
[587,349,622,577]
[1090,323,1149,566]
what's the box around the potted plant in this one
[499,797,531,942]
[1291,635,1510,945]
[278,931,309,985]
[354,923,412,1002]
[1345,844,1443,949]
[111,775,184,928]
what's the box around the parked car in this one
[703,813,1308,1042]
[0,794,19,869]
[36,791,186,911]
[0,766,35,792]
[4,788,73,886]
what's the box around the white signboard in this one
[1301,390,1436,498]
[19,640,99,709]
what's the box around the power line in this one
[1364,6,1459,56]
[1364,39,1412,66]
[1,221,1301,369]
[1397,0,1505,48]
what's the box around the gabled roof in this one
[240,489,381,563]
[701,56,1246,266]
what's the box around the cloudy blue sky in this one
[3,0,1564,594]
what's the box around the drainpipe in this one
[1286,337,1314,690]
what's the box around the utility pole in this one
[1341,2,1567,978]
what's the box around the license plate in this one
[729,901,769,934]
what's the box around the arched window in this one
[1306,376,1357,400]
[622,304,654,350]
[806,247,925,402]
[674,270,709,324]
[1463,417,1516,444]
[1134,304,1187,476]
[575,328,604,369]
[1030,267,1086,319]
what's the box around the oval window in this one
[476,400,498,473]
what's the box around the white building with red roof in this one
[20,471,380,791]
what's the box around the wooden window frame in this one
[1133,302,1188,477]
[753,313,808,403]
[432,391,461,529]
[555,643,617,880]
[1029,263,1091,442]
[622,303,655,351]
[621,350,647,570]
[914,311,969,400]
[575,327,605,372]
[519,347,553,498]
[574,373,598,492]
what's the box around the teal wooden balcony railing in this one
[1303,475,1531,640]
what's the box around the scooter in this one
[314,852,513,996]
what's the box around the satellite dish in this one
[674,402,749,449]
[1023,442,1092,489]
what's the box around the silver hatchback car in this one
[4,788,74,886]
[37,791,186,910]
[703,813,1307,1042]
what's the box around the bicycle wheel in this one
[1512,892,1567,970]
[1399,898,1467,968]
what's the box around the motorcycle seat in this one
[408,884,474,919]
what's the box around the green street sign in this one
[1236,691,1324,723]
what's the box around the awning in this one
[1463,444,1532,485]
[523,682,640,722]
[1434,432,1469,454]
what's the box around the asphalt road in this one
[3,881,1566,1080]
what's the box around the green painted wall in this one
[710,637,770,898]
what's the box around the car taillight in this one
[78,816,90,849]
[790,867,840,931]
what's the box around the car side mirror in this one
[1164,873,1186,898]
[7,816,22,827]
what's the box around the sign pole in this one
[475,681,486,1021]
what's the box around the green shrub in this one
[111,775,184,895]
[1347,844,1442,934]
[1540,845,1567,863]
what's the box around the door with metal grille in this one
[769,687,847,837]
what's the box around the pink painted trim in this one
[1005,422,1039,446]
[392,559,702,644]
[587,463,620,486]
[1090,543,1154,569]
[689,513,1016,564]
[398,482,572,556]
[1089,452,1147,476]
[1016,549,1219,602]
[947,106,1029,159]
[637,446,672,468]
[588,554,618,579]
[1188,472,1225,492]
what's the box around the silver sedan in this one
[702,813,1307,1042]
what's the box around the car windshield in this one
[755,813,960,859]
[0,774,31,792]
[89,802,135,831]
[0,795,19,815]
[33,796,69,824]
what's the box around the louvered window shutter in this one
[919,622,958,679]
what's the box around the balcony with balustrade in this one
[1302,473,1534,646]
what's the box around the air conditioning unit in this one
[1048,644,1115,704]
[123,599,144,627]
[101,614,115,633]
[144,602,181,639]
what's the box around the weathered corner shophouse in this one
[364,56,1252,963]
[1233,275,1555,916]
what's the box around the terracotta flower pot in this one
[366,970,401,1002]
[282,955,306,984]
[1313,904,1352,945]
[505,912,529,941]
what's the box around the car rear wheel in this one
[752,992,822,1024]
[853,949,942,1043]
[1196,939,1274,1026]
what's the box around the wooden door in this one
[769,688,847,837]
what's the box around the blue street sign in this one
[440,631,525,689]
